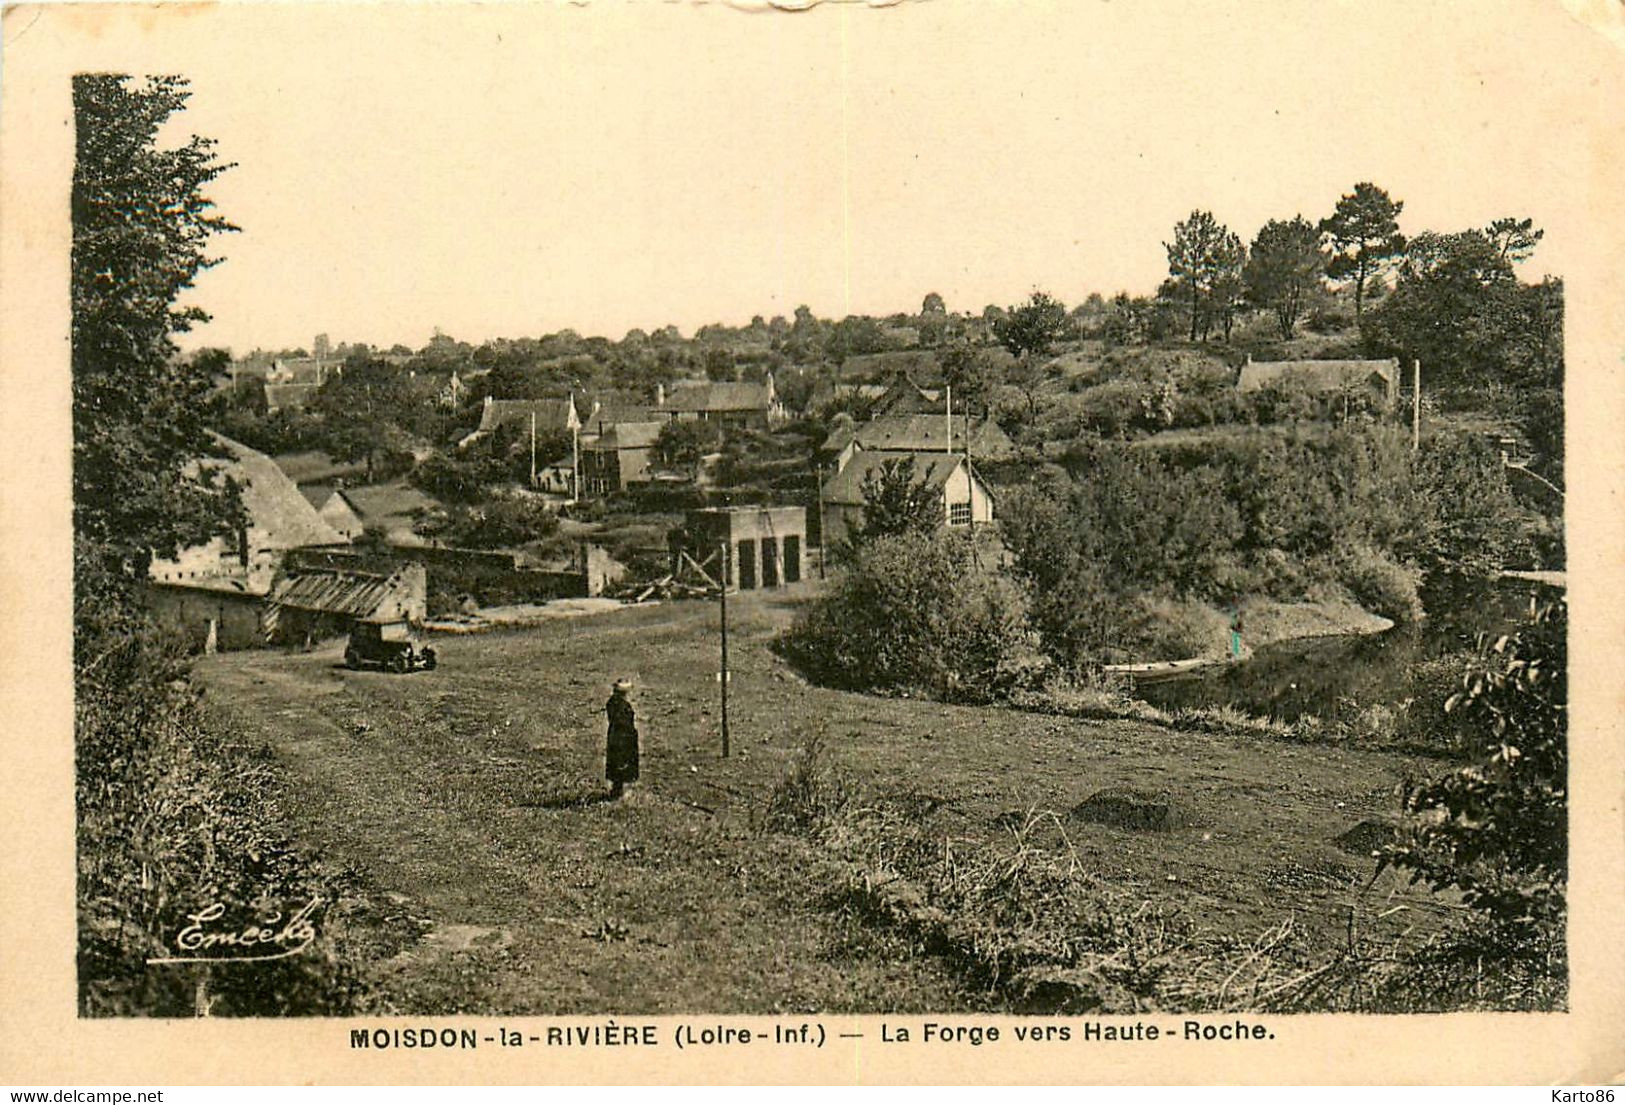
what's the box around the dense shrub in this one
[779,530,1047,703]
[1114,597,1229,662]
[412,496,559,548]
[76,596,367,1015]
[1328,544,1424,623]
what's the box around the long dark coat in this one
[605,693,640,784]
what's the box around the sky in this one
[59,0,1611,354]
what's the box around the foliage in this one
[992,290,1068,363]
[73,74,241,580]
[73,76,364,1015]
[1327,543,1424,624]
[1164,210,1245,342]
[75,608,369,1015]
[655,418,723,466]
[1000,427,1534,667]
[1319,182,1406,322]
[1362,229,1561,389]
[412,496,560,549]
[850,455,945,549]
[1383,600,1567,939]
[780,530,1046,703]
[1244,217,1327,339]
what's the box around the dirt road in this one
[197,585,1446,1013]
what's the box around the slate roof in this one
[583,421,664,451]
[477,397,578,434]
[823,415,1015,459]
[662,381,773,413]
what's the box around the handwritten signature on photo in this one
[145,899,322,965]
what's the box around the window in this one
[949,502,971,526]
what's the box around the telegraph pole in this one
[718,541,731,758]
[1412,359,1421,453]
[529,410,537,486]
[815,464,827,580]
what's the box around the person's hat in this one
[612,679,633,693]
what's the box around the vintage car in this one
[343,619,437,673]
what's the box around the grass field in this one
[197,584,1456,1014]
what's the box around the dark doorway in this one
[783,536,801,583]
[737,539,757,589]
[761,537,780,588]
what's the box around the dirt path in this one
[197,589,1449,1013]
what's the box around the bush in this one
[413,497,559,549]
[1329,544,1423,623]
[1113,596,1228,662]
[76,607,368,1015]
[779,530,1047,703]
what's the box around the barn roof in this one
[1236,358,1398,393]
[267,568,398,618]
[209,436,347,549]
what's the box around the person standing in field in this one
[605,679,640,799]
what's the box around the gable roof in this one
[827,414,1015,458]
[584,421,664,451]
[477,396,579,434]
[210,436,347,549]
[663,381,773,413]
[583,403,660,433]
[1236,358,1399,394]
[821,449,979,507]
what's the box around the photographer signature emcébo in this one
[145,899,322,965]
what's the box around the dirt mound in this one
[1068,787,1202,832]
[1333,819,1399,856]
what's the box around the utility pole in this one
[1412,359,1421,453]
[719,541,730,758]
[529,410,537,487]
[815,464,827,580]
[571,424,581,501]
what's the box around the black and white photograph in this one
[3,0,1622,1087]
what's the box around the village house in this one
[1235,357,1400,409]
[459,394,583,449]
[579,421,664,497]
[819,449,995,546]
[660,376,783,430]
[821,413,1015,474]
[299,486,366,542]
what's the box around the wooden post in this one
[815,464,827,580]
[1412,359,1421,452]
[719,541,730,759]
[529,411,537,486]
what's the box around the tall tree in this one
[1483,216,1544,265]
[993,290,1066,417]
[1164,210,1242,341]
[1361,229,1541,387]
[1319,182,1406,323]
[854,456,943,546]
[1244,216,1328,339]
[73,74,239,583]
